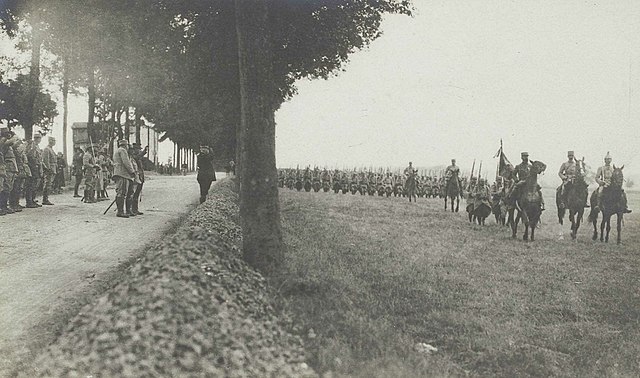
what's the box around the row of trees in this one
[1,0,412,274]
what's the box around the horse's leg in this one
[605,217,611,243]
[523,215,529,241]
[574,210,582,240]
[592,210,599,241]
[511,212,519,239]
[617,214,622,245]
[455,197,459,212]
[530,221,536,241]
[444,196,447,211]
[600,216,606,242]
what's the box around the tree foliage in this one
[0,72,58,132]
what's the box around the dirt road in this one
[0,173,222,376]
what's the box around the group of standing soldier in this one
[0,128,58,215]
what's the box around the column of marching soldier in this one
[0,127,147,218]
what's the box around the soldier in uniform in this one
[445,159,463,189]
[473,177,492,209]
[53,152,67,194]
[112,139,135,218]
[508,152,544,210]
[41,136,57,205]
[130,143,148,214]
[403,162,415,177]
[82,147,97,203]
[558,150,588,209]
[72,147,84,197]
[9,138,30,211]
[0,128,19,214]
[25,132,43,208]
[594,152,631,213]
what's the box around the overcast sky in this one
[275,0,640,185]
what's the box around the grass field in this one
[276,188,640,377]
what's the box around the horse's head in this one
[611,164,625,187]
[530,160,547,175]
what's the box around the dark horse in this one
[444,173,461,212]
[588,165,626,244]
[510,160,546,241]
[556,159,589,240]
[405,170,418,202]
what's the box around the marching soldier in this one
[112,139,135,218]
[558,150,588,209]
[594,152,631,213]
[41,136,57,205]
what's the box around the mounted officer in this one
[558,150,588,209]
[509,152,544,210]
[445,159,463,189]
[594,152,631,213]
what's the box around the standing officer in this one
[112,139,135,218]
[0,127,19,214]
[41,136,57,205]
[130,143,148,215]
[82,146,97,203]
[25,132,43,207]
[72,147,84,197]
[9,138,30,211]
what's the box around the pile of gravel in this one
[29,180,315,377]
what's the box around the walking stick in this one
[103,198,117,215]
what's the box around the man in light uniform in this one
[445,159,463,189]
[112,139,136,218]
[558,150,588,209]
[41,136,57,205]
[594,152,631,213]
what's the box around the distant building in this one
[71,122,159,166]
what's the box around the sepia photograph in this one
[0,0,639,376]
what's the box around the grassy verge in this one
[277,189,640,377]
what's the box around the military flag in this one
[494,139,512,179]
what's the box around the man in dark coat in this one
[197,145,216,203]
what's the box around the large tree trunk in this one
[235,0,283,275]
[23,26,43,140]
[62,62,69,163]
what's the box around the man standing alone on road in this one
[112,139,135,218]
[41,136,57,205]
[197,145,216,204]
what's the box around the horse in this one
[304,179,312,192]
[444,174,461,212]
[295,179,303,191]
[588,165,627,244]
[556,159,589,240]
[322,180,331,192]
[405,171,418,202]
[312,180,321,192]
[333,181,342,194]
[510,160,546,241]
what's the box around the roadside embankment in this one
[27,179,315,377]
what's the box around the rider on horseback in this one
[558,150,588,209]
[445,159,463,189]
[594,152,632,213]
[508,152,545,211]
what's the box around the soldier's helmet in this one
[604,151,612,161]
[521,152,529,158]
